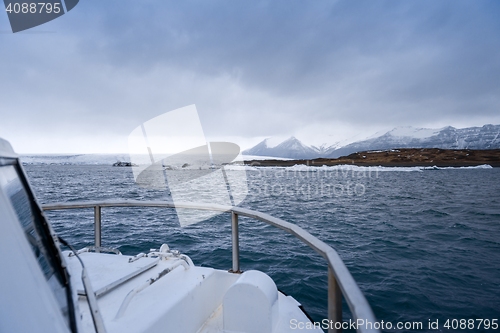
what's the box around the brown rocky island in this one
[244,148,500,168]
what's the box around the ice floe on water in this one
[229,164,494,172]
[423,164,493,170]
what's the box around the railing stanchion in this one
[94,205,101,252]
[231,211,240,273]
[328,265,343,333]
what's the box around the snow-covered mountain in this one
[243,136,321,159]
[243,124,500,159]
[328,124,500,157]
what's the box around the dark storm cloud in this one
[113,1,499,126]
[73,1,500,97]
[1,0,499,152]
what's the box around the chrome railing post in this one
[94,205,102,252]
[231,211,240,273]
[328,265,342,333]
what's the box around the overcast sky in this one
[1,0,499,153]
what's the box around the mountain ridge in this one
[243,136,322,159]
[242,124,500,159]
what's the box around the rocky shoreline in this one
[244,148,500,167]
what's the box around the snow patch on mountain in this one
[387,126,443,139]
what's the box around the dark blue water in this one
[25,165,500,332]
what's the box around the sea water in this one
[25,164,500,332]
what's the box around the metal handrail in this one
[42,200,379,333]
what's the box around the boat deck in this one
[65,249,323,333]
